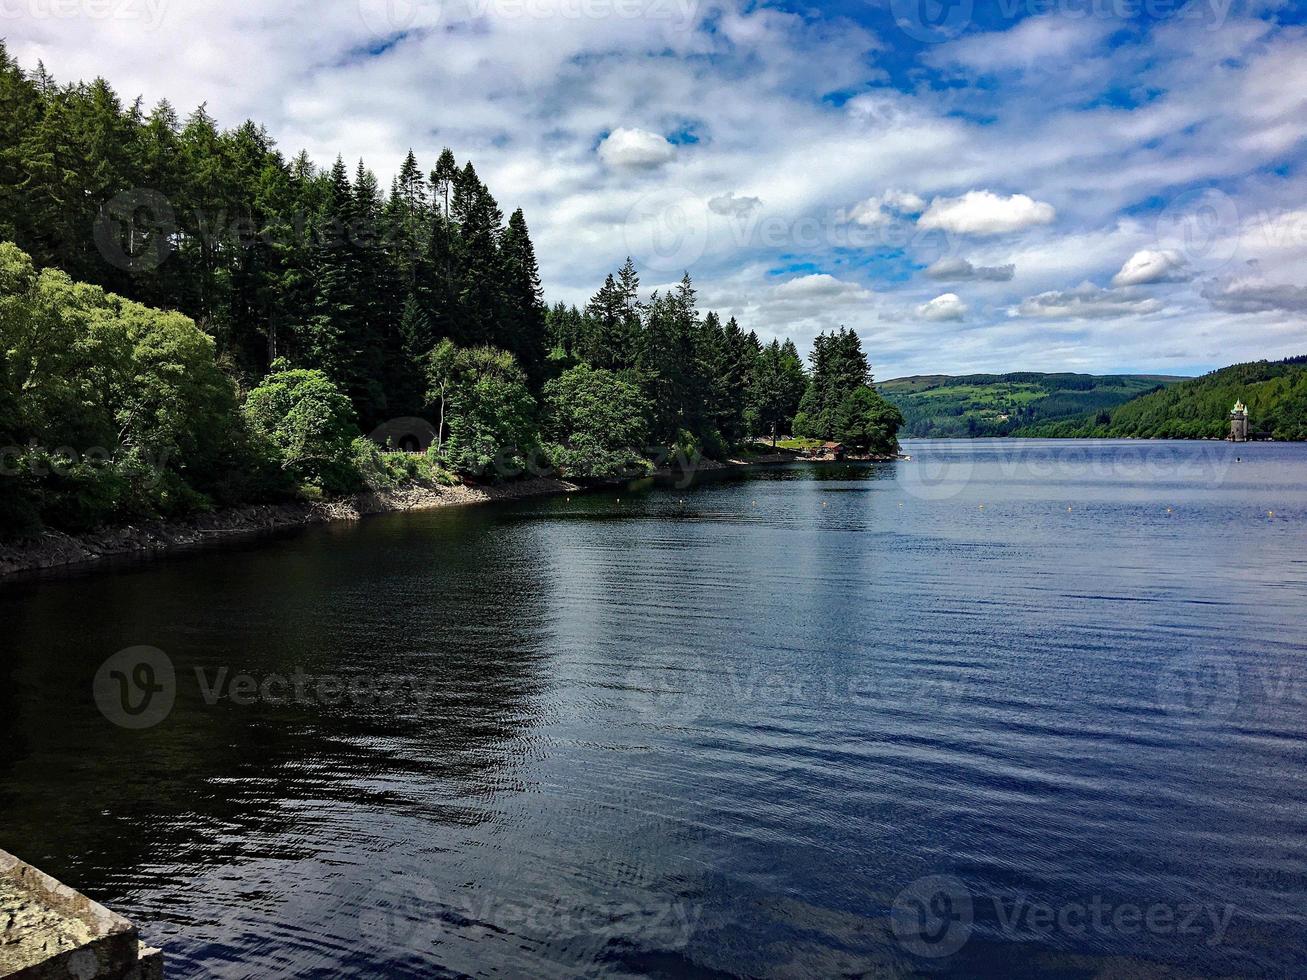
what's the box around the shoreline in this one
[0,452,897,582]
[0,476,579,582]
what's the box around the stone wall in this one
[0,850,161,980]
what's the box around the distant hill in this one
[878,372,1186,438]
[1019,357,1307,440]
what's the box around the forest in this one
[0,46,902,537]
[1020,357,1307,440]
[878,372,1186,438]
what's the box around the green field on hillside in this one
[878,373,1185,438]
[1020,357,1307,440]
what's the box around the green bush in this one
[351,438,456,491]
[243,363,362,494]
[834,386,904,454]
[429,344,538,480]
[541,364,652,479]
[0,242,251,531]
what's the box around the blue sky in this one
[8,0,1307,376]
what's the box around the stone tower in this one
[1228,400,1249,442]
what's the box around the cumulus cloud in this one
[708,191,763,217]
[1111,249,1193,286]
[6,0,1307,376]
[918,191,1056,235]
[925,256,1015,282]
[597,127,675,170]
[1201,278,1307,313]
[840,188,925,226]
[882,189,926,212]
[773,273,869,300]
[1017,283,1162,319]
[917,293,969,321]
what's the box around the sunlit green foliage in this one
[879,373,1185,438]
[0,241,255,531]
[834,386,904,455]
[541,364,652,479]
[1022,358,1307,439]
[243,362,361,494]
[429,345,537,479]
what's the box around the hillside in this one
[1020,357,1307,440]
[878,372,1186,438]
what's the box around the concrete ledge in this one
[0,850,162,979]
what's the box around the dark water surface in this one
[3,440,1306,978]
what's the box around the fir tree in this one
[500,208,548,386]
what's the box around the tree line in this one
[1021,357,1307,440]
[0,47,902,537]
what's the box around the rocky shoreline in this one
[0,452,901,581]
[0,476,578,581]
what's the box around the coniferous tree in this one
[0,44,40,249]
[581,273,628,370]
[305,157,356,385]
[383,149,430,294]
[748,339,807,440]
[451,162,505,348]
[177,104,233,327]
[546,301,586,358]
[500,208,548,386]
[350,160,397,425]
[794,327,870,437]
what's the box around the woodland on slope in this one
[0,47,902,537]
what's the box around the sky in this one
[6,0,1307,377]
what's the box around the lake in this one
[2,439,1305,977]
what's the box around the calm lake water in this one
[3,439,1306,978]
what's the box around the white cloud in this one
[925,256,1015,282]
[882,189,926,212]
[917,293,969,321]
[708,191,763,217]
[1111,249,1193,286]
[4,1,1307,376]
[928,16,1115,73]
[914,190,1056,239]
[918,191,1056,236]
[840,188,925,226]
[1201,278,1307,313]
[597,127,675,170]
[773,274,869,300]
[1017,283,1163,319]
